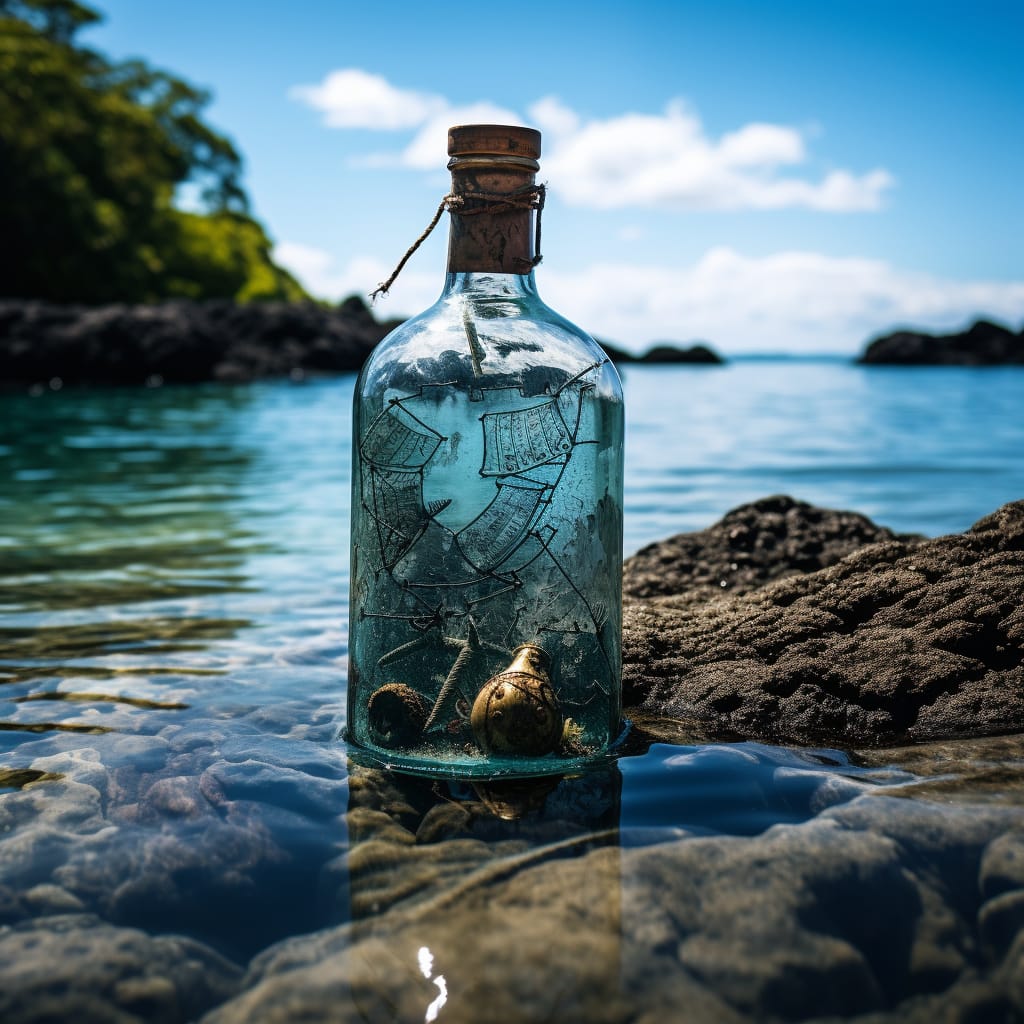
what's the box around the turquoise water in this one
[623,358,1024,547]
[1,360,1023,1019]
[5,360,1021,752]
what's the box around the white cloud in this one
[541,101,892,211]
[288,69,445,129]
[528,95,580,138]
[274,242,441,316]
[398,103,527,169]
[273,241,337,287]
[543,249,1024,353]
[288,71,894,213]
[276,240,1024,356]
[718,122,805,166]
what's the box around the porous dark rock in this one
[624,494,918,602]
[857,319,1024,365]
[0,297,401,389]
[623,498,1024,746]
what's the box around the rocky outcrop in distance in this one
[623,495,1024,747]
[0,298,401,389]
[601,338,725,365]
[0,299,724,390]
[858,319,1024,365]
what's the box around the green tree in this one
[0,0,307,302]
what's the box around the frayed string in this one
[370,184,545,302]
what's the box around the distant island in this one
[600,340,725,365]
[10,300,1024,390]
[857,319,1024,365]
[0,298,398,390]
[0,299,726,390]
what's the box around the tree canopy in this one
[0,0,307,302]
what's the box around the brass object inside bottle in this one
[470,643,563,757]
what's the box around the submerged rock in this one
[623,498,1024,746]
[0,914,241,1023]
[201,796,1024,1024]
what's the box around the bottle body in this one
[347,272,623,776]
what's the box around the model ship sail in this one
[366,469,426,569]
[362,384,588,577]
[361,401,446,570]
[456,478,546,572]
[361,403,444,470]
[480,399,572,477]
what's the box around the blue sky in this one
[88,0,1023,354]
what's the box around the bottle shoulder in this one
[359,282,621,401]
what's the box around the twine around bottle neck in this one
[370,183,545,302]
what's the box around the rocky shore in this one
[0,298,399,388]
[0,299,723,389]
[623,495,1024,746]
[1,497,1022,1022]
[857,319,1024,365]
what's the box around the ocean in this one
[1,359,1022,1020]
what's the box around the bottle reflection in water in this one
[348,124,624,776]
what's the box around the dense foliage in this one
[0,0,306,302]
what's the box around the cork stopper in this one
[447,124,541,165]
[445,124,543,275]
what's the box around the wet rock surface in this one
[0,721,352,960]
[3,728,1022,1023]
[857,318,1024,365]
[200,788,1024,1024]
[623,497,1024,746]
[0,914,242,1024]
[1,496,1023,1022]
[0,297,401,388]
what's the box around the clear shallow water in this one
[623,358,1024,548]
[1,361,1023,1020]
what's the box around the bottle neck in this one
[440,270,539,300]
[446,162,540,275]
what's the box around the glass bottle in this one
[347,124,624,777]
